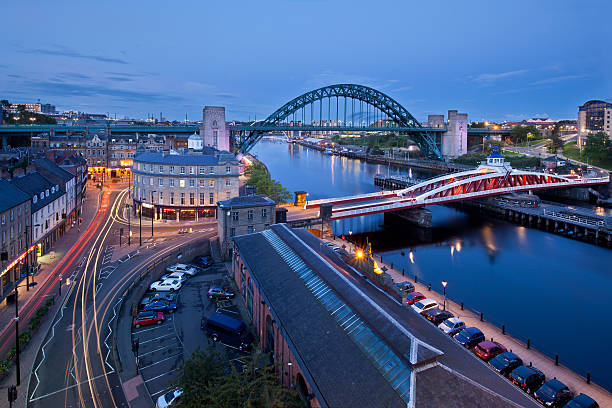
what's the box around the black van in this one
[201,312,254,351]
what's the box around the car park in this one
[395,281,415,294]
[473,341,507,362]
[411,299,438,315]
[133,311,164,328]
[166,263,198,276]
[192,256,213,268]
[155,388,183,408]
[201,311,254,351]
[563,393,599,408]
[488,352,523,377]
[161,272,189,282]
[140,292,177,307]
[404,292,426,305]
[509,365,545,395]
[142,300,178,313]
[453,327,485,349]
[207,286,235,300]
[534,379,573,407]
[150,279,182,292]
[439,317,465,336]
[424,308,454,325]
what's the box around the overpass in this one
[306,149,610,220]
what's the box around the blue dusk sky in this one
[1,0,610,122]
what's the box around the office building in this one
[578,100,612,146]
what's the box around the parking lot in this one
[128,261,251,403]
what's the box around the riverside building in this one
[131,149,240,221]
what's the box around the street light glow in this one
[356,250,364,259]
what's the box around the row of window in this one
[135,176,233,188]
[229,224,269,237]
[110,153,134,159]
[231,209,268,221]
[1,206,25,224]
[135,163,233,175]
[138,190,231,205]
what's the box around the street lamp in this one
[126,204,131,246]
[442,280,448,311]
[12,279,36,386]
[138,205,142,246]
[150,191,157,237]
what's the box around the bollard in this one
[527,339,530,349]
[390,263,393,269]
[587,373,591,384]
[480,312,484,322]
[380,256,383,263]
[529,361,532,367]
[491,337,493,342]
[555,355,559,366]
[460,301,464,310]
[402,268,405,276]
[428,283,431,291]
[414,275,418,283]
[502,325,505,335]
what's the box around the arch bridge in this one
[233,84,444,160]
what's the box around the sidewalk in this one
[324,236,612,406]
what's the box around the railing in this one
[543,209,606,227]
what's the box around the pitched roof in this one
[10,172,65,212]
[218,195,275,208]
[0,179,30,213]
[134,151,220,166]
[33,158,74,182]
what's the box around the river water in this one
[252,138,612,391]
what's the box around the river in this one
[251,138,612,391]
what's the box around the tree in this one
[509,125,541,144]
[549,124,563,153]
[583,132,610,161]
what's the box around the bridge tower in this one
[427,110,467,159]
[201,106,230,152]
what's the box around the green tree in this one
[549,124,563,153]
[584,132,610,161]
[509,125,541,144]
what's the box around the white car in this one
[411,299,438,315]
[156,388,183,408]
[150,279,182,292]
[439,317,466,336]
[166,263,197,276]
[160,272,188,282]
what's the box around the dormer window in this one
[33,196,37,203]
[45,190,49,197]
[40,193,44,200]
[52,187,55,193]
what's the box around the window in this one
[180,166,185,174]
[209,167,214,174]
[209,180,214,187]
[18,207,22,217]
[199,167,205,174]
[262,208,267,219]
[200,179,205,187]
[159,178,164,187]
[170,166,174,173]
[189,167,194,174]
[150,177,154,186]
[226,192,231,200]
[230,228,235,237]
[150,164,154,171]
[226,166,231,173]
[212,120,218,127]
[189,180,194,187]
[225,178,231,186]
[10,210,14,221]
[179,179,185,188]
[200,193,205,205]
[209,193,214,205]
[247,226,254,234]
[46,190,49,197]
[180,193,185,205]
[159,165,164,173]
[1,215,4,225]
[170,192,174,204]
[169,179,174,187]
[232,211,239,221]
[189,193,195,205]
[159,191,163,203]
[247,210,253,221]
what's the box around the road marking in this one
[138,332,175,344]
[132,324,172,335]
[28,370,115,402]
[139,353,183,370]
[144,368,181,384]
[138,343,181,358]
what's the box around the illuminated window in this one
[179,179,185,188]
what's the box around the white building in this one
[33,158,77,225]
[187,133,203,150]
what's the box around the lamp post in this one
[442,280,448,311]
[126,204,131,245]
[150,191,156,237]
[348,230,353,253]
[138,204,142,246]
[12,279,34,386]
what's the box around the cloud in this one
[56,72,92,80]
[22,46,128,64]
[390,85,413,93]
[106,76,134,82]
[105,71,158,77]
[214,93,240,99]
[473,69,528,83]
[530,74,587,86]
[305,70,399,91]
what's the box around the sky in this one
[1,0,611,123]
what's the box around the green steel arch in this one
[238,84,443,160]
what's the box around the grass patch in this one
[563,142,612,170]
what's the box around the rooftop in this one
[0,179,31,213]
[10,172,65,212]
[133,150,237,166]
[218,195,275,209]
[33,158,75,182]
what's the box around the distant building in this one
[32,158,77,226]
[131,150,239,221]
[8,103,55,114]
[217,195,276,258]
[187,133,203,150]
[578,100,612,146]
[201,106,230,151]
[427,110,467,159]
[85,133,108,173]
[541,155,566,169]
[108,135,137,175]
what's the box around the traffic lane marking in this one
[139,353,183,370]
[137,332,176,345]
[132,322,173,335]
[144,368,181,384]
[138,342,181,358]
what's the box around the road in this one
[26,184,216,407]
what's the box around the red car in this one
[404,292,426,305]
[133,311,164,328]
[473,341,507,362]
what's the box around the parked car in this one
[208,286,235,300]
[140,293,177,307]
[160,272,188,282]
[473,341,507,362]
[488,352,523,377]
[192,256,213,268]
[509,365,545,395]
[133,311,164,328]
[563,394,599,408]
[411,299,438,315]
[142,300,178,313]
[454,327,485,349]
[439,317,465,336]
[166,263,198,276]
[534,379,573,407]
[424,308,454,326]
[395,281,415,294]
[404,292,426,305]
[150,279,182,292]
[156,388,183,408]
[201,311,254,351]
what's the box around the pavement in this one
[322,235,612,406]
